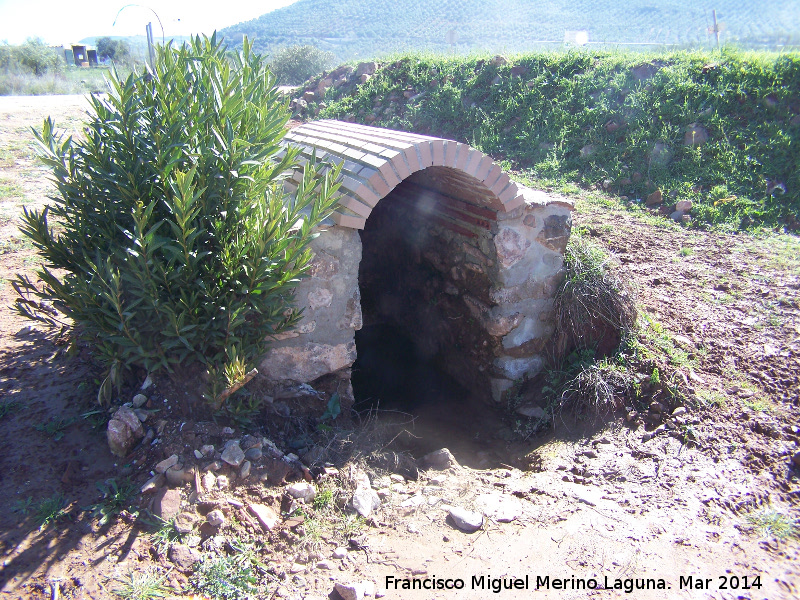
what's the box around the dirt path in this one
[0,96,797,600]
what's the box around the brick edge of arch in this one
[281,119,572,229]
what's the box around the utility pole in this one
[712,9,721,51]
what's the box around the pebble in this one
[448,506,483,532]
[400,494,425,508]
[168,544,200,569]
[316,560,334,570]
[248,503,280,531]
[132,394,148,408]
[672,406,687,416]
[239,460,251,480]
[292,574,307,587]
[155,454,179,474]
[220,426,235,436]
[287,482,316,502]
[206,509,225,528]
[221,441,245,467]
[193,450,203,459]
[351,487,381,517]
[141,473,165,493]
[376,488,391,499]
[334,582,365,600]
[216,475,230,490]
[332,547,348,559]
[200,444,215,457]
[201,472,216,492]
[389,474,405,483]
[174,512,196,534]
[290,563,306,574]
[244,447,262,461]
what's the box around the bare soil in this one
[0,95,798,600]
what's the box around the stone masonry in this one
[259,120,573,403]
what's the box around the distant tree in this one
[269,44,334,85]
[15,38,63,75]
[96,37,130,63]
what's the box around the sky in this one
[0,0,299,45]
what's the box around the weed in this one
[741,397,771,412]
[113,568,169,600]
[650,367,661,385]
[11,496,33,515]
[335,514,365,541]
[34,493,68,530]
[149,517,185,554]
[0,399,22,420]
[679,246,694,257]
[33,416,75,441]
[190,539,265,600]
[85,479,138,526]
[694,389,726,409]
[746,508,798,540]
[313,488,334,511]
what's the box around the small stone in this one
[168,543,200,569]
[133,409,148,423]
[676,199,693,213]
[165,467,188,487]
[684,124,709,146]
[239,460,251,480]
[201,472,216,492]
[646,189,663,206]
[290,563,306,574]
[792,452,800,468]
[194,450,203,459]
[141,473,165,493]
[220,426,235,436]
[332,547,348,559]
[351,487,381,517]
[448,506,483,532]
[515,404,546,419]
[132,394,148,408]
[154,488,182,520]
[200,444,215,457]
[400,494,425,508]
[672,407,687,417]
[334,581,365,600]
[221,441,245,467]
[377,488,391,499]
[244,447,262,461]
[216,475,230,490]
[206,509,225,528]
[419,448,459,470]
[429,474,447,486]
[248,503,280,532]
[155,454,179,474]
[626,410,638,422]
[287,482,316,502]
[389,474,405,483]
[174,512,196,534]
[316,560,334,570]
[107,406,145,457]
[582,450,598,458]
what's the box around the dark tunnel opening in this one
[351,176,508,464]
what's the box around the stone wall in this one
[259,121,573,404]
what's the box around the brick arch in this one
[282,120,526,229]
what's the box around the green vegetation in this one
[220,0,800,61]
[0,399,23,420]
[113,569,169,600]
[33,415,75,441]
[190,540,265,599]
[746,507,799,540]
[14,34,342,407]
[34,493,69,530]
[96,37,131,64]
[269,44,334,85]
[148,517,185,554]
[85,479,138,526]
[0,38,63,76]
[314,49,799,229]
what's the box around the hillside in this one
[293,49,800,230]
[219,0,800,61]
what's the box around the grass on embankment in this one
[0,67,116,96]
[308,48,800,231]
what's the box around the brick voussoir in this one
[482,164,503,188]
[335,192,373,218]
[416,141,434,168]
[443,140,458,167]
[489,172,511,196]
[339,175,380,207]
[497,182,520,205]
[331,211,367,229]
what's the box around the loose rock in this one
[154,488,182,520]
[206,509,225,528]
[174,512,196,534]
[334,581,365,600]
[168,543,200,569]
[132,394,148,408]
[332,547,348,559]
[107,406,144,457]
[221,441,245,467]
[287,482,316,502]
[239,460,251,480]
[351,486,381,517]
[248,503,280,532]
[448,506,483,532]
[419,448,459,470]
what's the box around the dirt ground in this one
[0,95,798,600]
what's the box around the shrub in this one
[269,44,334,85]
[14,38,64,75]
[96,37,131,65]
[552,235,637,360]
[14,34,341,404]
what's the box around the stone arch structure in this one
[260,120,573,404]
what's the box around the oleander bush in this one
[14,34,341,403]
